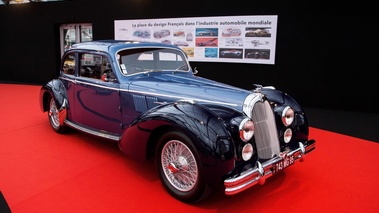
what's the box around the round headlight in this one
[282,106,294,126]
[239,118,254,142]
[242,143,254,161]
[283,128,292,143]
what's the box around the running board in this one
[65,120,120,141]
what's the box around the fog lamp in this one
[242,143,254,161]
[283,128,293,143]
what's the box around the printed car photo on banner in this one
[114,15,278,65]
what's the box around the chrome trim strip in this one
[64,120,120,141]
[60,76,120,91]
[243,93,264,118]
[60,76,75,83]
[224,140,316,195]
[59,76,238,107]
[75,80,121,91]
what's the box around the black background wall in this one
[0,0,377,114]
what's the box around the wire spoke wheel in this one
[156,130,211,203]
[47,96,66,133]
[161,139,198,192]
[49,98,60,129]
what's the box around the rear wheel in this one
[48,96,66,133]
[155,131,211,203]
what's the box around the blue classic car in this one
[39,40,316,203]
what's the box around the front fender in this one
[261,88,303,112]
[39,79,68,112]
[119,101,236,187]
[262,88,310,140]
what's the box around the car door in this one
[73,52,123,135]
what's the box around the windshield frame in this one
[115,47,191,76]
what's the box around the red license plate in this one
[273,154,295,174]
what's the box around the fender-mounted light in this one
[239,118,254,142]
[283,128,293,143]
[242,143,254,161]
[282,106,294,126]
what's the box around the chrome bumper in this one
[224,140,316,195]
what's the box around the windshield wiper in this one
[175,64,189,71]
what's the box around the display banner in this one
[115,15,277,65]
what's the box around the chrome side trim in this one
[64,120,120,141]
[59,76,237,107]
[75,80,121,91]
[59,76,121,91]
[224,140,316,195]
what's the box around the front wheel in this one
[155,131,211,203]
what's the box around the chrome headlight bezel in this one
[241,143,254,161]
[282,128,293,143]
[281,106,294,126]
[239,117,254,142]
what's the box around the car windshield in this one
[117,48,190,75]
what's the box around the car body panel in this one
[39,40,316,201]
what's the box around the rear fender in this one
[39,79,68,112]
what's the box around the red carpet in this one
[1,83,378,213]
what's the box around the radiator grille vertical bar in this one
[251,101,280,159]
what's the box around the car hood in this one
[127,73,251,110]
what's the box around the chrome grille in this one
[251,100,280,159]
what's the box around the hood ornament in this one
[253,84,263,93]
[253,84,275,93]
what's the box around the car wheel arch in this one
[119,102,236,162]
[40,79,68,112]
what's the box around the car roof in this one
[70,40,182,54]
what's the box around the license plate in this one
[273,153,295,174]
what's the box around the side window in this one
[79,53,103,79]
[79,53,115,82]
[101,57,116,82]
[62,53,76,75]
